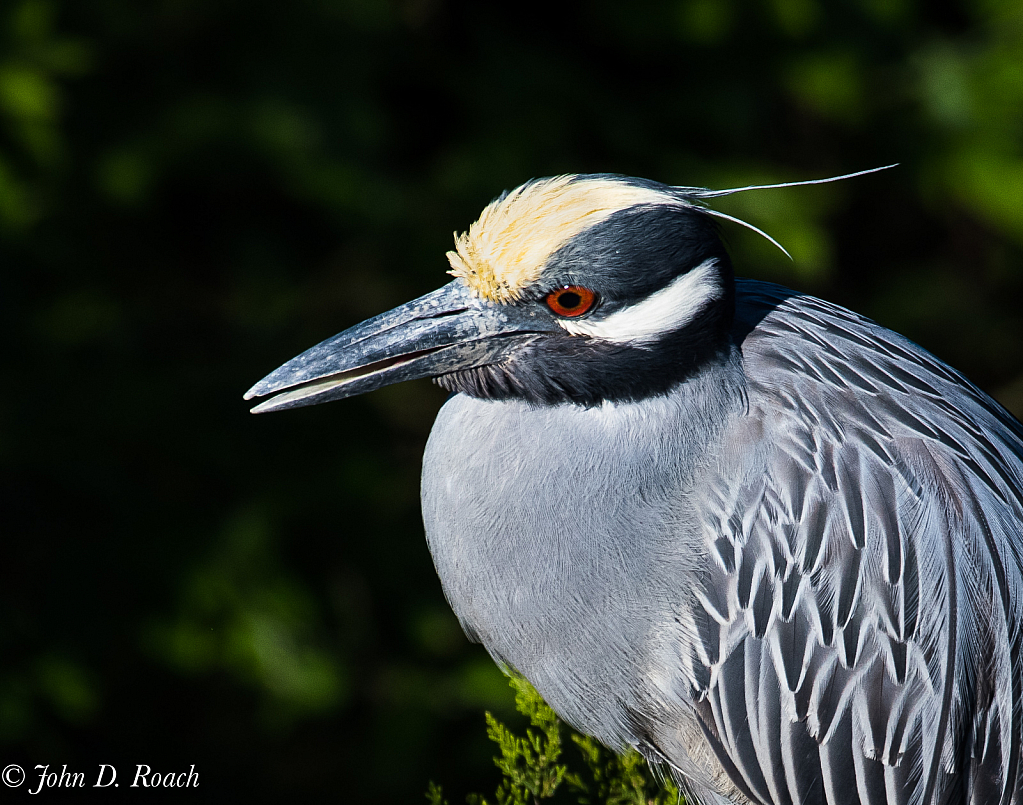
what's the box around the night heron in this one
[245,170,1023,805]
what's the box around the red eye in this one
[545,285,597,318]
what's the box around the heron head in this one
[245,168,893,411]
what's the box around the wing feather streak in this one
[684,282,1023,804]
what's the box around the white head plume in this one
[680,164,897,260]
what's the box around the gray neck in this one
[421,345,747,756]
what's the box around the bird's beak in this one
[244,279,554,413]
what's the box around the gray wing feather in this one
[691,281,1023,805]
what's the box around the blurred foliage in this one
[0,0,91,227]
[2,0,1022,801]
[428,676,680,805]
[145,504,349,725]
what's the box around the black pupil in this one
[559,291,582,309]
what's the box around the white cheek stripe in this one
[558,258,722,345]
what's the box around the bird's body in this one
[247,173,1023,805]
[424,278,1023,805]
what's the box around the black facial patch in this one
[435,301,734,406]
[538,204,731,311]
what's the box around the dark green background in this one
[3,0,1022,801]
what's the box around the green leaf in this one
[432,675,682,804]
